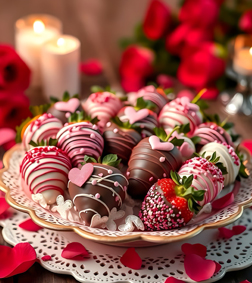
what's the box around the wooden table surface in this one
[1,86,252,283]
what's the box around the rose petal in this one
[240,280,251,283]
[61,242,89,260]
[120,247,142,270]
[181,243,207,258]
[156,74,174,89]
[0,161,3,169]
[232,225,247,235]
[79,59,103,76]
[0,243,36,278]
[19,218,43,232]
[0,197,10,215]
[241,140,252,155]
[214,261,222,274]
[0,128,16,147]
[41,255,52,261]
[184,254,216,281]
[212,192,234,210]
[164,277,186,283]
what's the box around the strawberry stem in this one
[165,126,180,142]
[191,88,207,104]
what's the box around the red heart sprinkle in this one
[19,218,42,232]
[184,254,216,281]
[61,242,89,260]
[181,243,207,258]
[120,247,142,270]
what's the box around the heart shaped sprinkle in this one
[0,243,36,278]
[120,247,142,270]
[68,163,94,187]
[61,242,89,260]
[124,107,149,124]
[149,135,174,151]
[54,98,80,113]
[181,243,207,258]
[184,254,216,281]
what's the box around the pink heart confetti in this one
[164,277,185,283]
[19,218,43,232]
[61,242,89,260]
[218,225,246,239]
[149,135,174,151]
[184,254,216,281]
[68,163,94,187]
[0,243,36,278]
[124,107,149,124]
[120,247,142,270]
[0,197,10,215]
[212,192,234,210]
[41,255,52,261]
[54,98,80,113]
[181,243,207,258]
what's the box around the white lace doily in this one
[1,208,252,283]
[2,147,252,246]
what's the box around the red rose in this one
[143,0,171,40]
[178,46,225,89]
[0,45,31,92]
[199,86,219,100]
[239,10,252,34]
[79,59,103,76]
[179,0,220,28]
[120,45,154,92]
[156,74,174,89]
[0,91,31,130]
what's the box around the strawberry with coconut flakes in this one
[20,139,72,205]
[178,153,226,206]
[56,112,104,167]
[118,97,158,137]
[83,88,123,129]
[139,173,205,231]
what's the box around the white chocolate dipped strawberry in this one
[20,139,72,205]
[199,142,248,186]
[56,112,104,167]
[178,153,226,206]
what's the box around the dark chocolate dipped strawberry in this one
[103,116,142,163]
[139,173,205,231]
[68,154,128,227]
[47,92,82,123]
[127,127,184,200]
[117,97,158,138]
[56,111,103,167]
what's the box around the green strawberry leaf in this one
[29,140,38,147]
[135,97,156,111]
[184,175,193,189]
[62,91,70,101]
[91,85,104,93]
[83,155,98,164]
[68,111,99,125]
[195,100,209,110]
[169,137,184,147]
[29,104,51,117]
[222,122,234,131]
[235,146,249,179]
[153,127,168,142]
[231,134,240,143]
[112,116,141,132]
[215,162,228,175]
[28,138,58,147]
[164,88,173,95]
[102,154,121,168]
[15,117,32,143]
[50,96,59,103]
[191,136,201,145]
[177,123,190,135]
[170,171,181,186]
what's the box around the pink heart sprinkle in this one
[68,163,94,187]
[98,173,103,177]
[54,98,80,113]
[124,107,149,124]
[149,136,174,151]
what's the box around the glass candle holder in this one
[15,14,62,87]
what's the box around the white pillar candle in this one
[41,35,80,100]
[15,14,62,87]
[233,47,252,76]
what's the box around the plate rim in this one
[0,144,251,245]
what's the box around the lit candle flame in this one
[33,20,45,34]
[250,47,252,56]
[57,38,65,47]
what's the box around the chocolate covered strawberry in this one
[139,173,205,231]
[68,154,128,227]
[117,97,158,137]
[56,112,104,167]
[127,127,183,199]
[20,139,72,205]
[48,91,82,123]
[103,117,142,163]
[16,105,63,151]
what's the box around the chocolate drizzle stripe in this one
[73,194,110,216]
